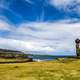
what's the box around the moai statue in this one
[75,38,80,56]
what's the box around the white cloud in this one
[16,21,80,40]
[25,0,34,4]
[0,37,54,53]
[49,0,80,15]
[50,0,73,7]
[13,21,80,55]
[0,19,11,30]
[0,19,80,55]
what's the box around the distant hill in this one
[0,48,28,59]
[0,49,20,52]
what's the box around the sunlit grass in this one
[0,58,30,63]
[0,58,80,80]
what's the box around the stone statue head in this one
[75,38,80,43]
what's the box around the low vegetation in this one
[0,58,32,63]
[0,49,33,63]
[0,49,28,59]
[0,58,80,80]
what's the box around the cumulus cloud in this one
[49,0,80,15]
[0,18,80,55]
[0,37,54,53]
[16,21,80,40]
[15,21,77,54]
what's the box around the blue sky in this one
[0,0,80,55]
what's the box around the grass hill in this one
[0,49,27,58]
[0,49,33,63]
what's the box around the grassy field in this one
[0,58,80,80]
[0,58,31,63]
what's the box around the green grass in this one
[0,58,80,80]
[0,58,30,63]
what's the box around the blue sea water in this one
[28,54,75,61]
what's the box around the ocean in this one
[28,54,75,62]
